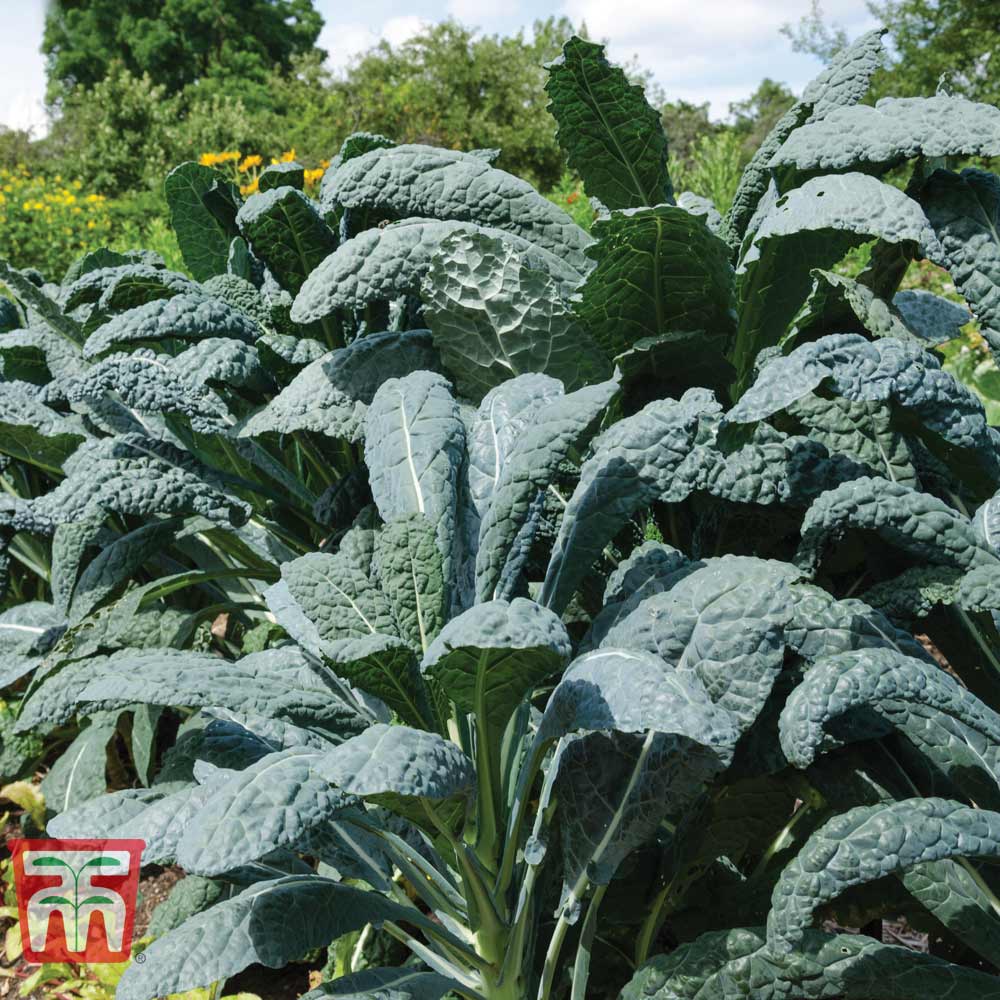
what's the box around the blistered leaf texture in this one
[541,389,719,614]
[292,218,583,324]
[239,330,438,442]
[538,646,738,759]
[115,876,422,1000]
[177,748,350,875]
[320,144,593,262]
[603,556,796,733]
[317,724,475,801]
[766,798,1000,954]
[780,648,1000,770]
[773,96,1000,175]
[374,514,445,653]
[920,168,1000,359]
[621,925,1000,1000]
[577,206,736,359]
[364,371,466,580]
[421,229,609,400]
[476,378,619,602]
[797,476,996,573]
[734,175,942,391]
[236,186,337,294]
[83,293,258,359]
[422,598,571,727]
[467,373,563,513]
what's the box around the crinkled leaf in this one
[421,229,608,401]
[240,330,438,443]
[0,601,65,687]
[545,35,671,210]
[584,542,695,650]
[32,434,251,528]
[732,174,942,394]
[115,875,434,1000]
[919,168,1000,359]
[621,925,1000,1000]
[780,648,1000,807]
[540,389,718,614]
[301,968,461,1000]
[177,748,352,875]
[319,143,592,263]
[422,598,571,729]
[796,476,995,574]
[292,218,583,325]
[316,724,475,810]
[0,258,82,345]
[577,206,735,360]
[165,162,242,281]
[147,875,224,938]
[476,377,619,602]
[236,187,337,294]
[373,514,445,654]
[0,381,86,472]
[83,293,258,359]
[773,96,1000,176]
[467,373,563,513]
[58,647,367,735]
[364,371,465,583]
[537,647,738,757]
[603,556,796,733]
[40,711,119,813]
[766,798,1000,954]
[894,289,970,345]
[275,551,396,643]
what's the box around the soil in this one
[133,865,184,938]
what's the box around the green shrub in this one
[4,26,1000,1000]
[668,129,744,215]
[0,165,113,277]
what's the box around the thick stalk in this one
[634,880,672,967]
[496,739,548,897]
[570,884,608,1000]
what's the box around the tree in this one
[42,0,324,102]
[660,99,715,167]
[729,78,796,154]
[331,18,577,189]
[868,0,1000,104]
[783,0,1000,105]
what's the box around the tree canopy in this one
[784,0,1000,105]
[42,0,325,101]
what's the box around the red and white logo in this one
[8,838,144,963]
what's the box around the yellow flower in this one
[240,177,260,196]
[304,168,324,186]
[239,154,262,173]
[280,149,296,163]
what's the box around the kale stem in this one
[634,880,673,967]
[570,883,608,1000]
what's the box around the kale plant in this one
[3,25,1000,1000]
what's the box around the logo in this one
[8,839,144,963]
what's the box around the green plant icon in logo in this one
[33,855,121,952]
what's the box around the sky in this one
[0,0,879,136]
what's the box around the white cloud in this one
[559,0,878,116]
[319,14,429,72]
[383,15,428,48]
[447,0,519,22]
[2,91,48,136]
